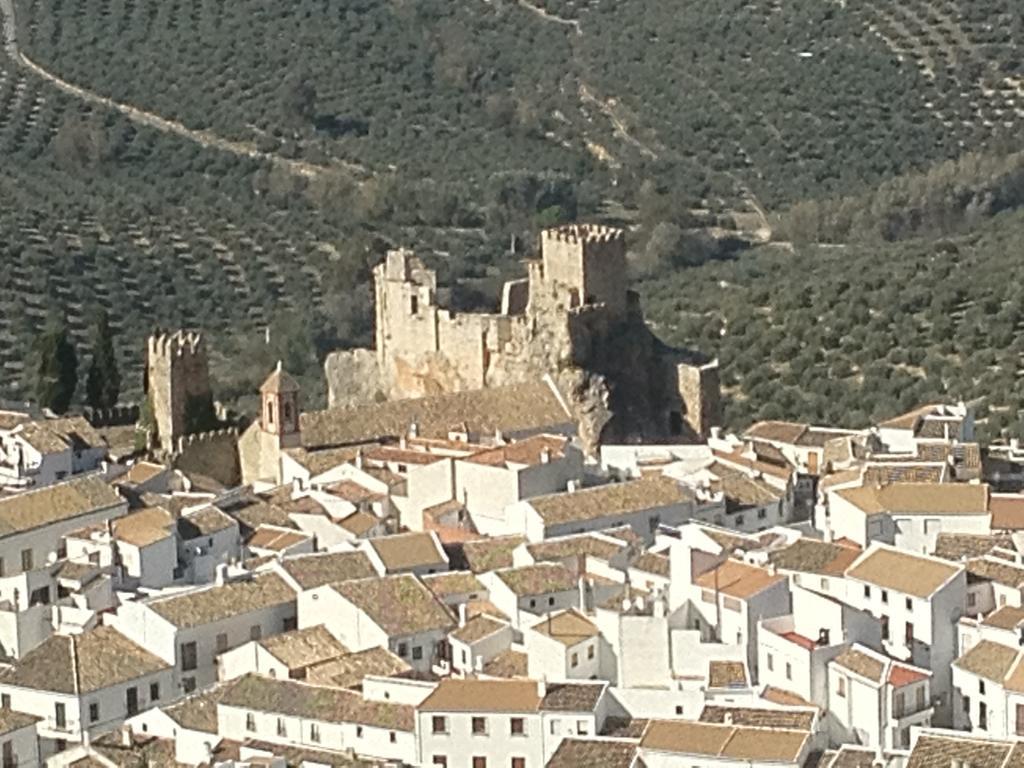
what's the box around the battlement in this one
[83,404,140,428]
[147,330,205,360]
[174,427,238,454]
[541,224,625,245]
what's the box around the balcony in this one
[889,701,933,729]
[43,716,79,736]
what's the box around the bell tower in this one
[259,362,301,449]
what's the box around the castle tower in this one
[146,330,213,453]
[259,362,301,449]
[676,359,722,440]
[537,224,628,315]
[373,248,440,371]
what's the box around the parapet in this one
[541,224,625,245]
[174,427,238,453]
[147,330,205,360]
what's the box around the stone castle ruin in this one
[325,224,721,451]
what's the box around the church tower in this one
[259,362,300,449]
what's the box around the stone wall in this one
[173,427,240,487]
[146,331,213,453]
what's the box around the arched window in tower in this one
[283,402,292,423]
[267,401,275,426]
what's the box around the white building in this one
[876,402,974,454]
[361,530,448,576]
[0,709,40,768]
[109,572,298,693]
[449,613,513,676]
[638,719,811,767]
[298,574,454,673]
[480,563,581,632]
[217,624,348,682]
[0,626,173,758]
[65,504,178,589]
[0,416,107,490]
[524,608,602,682]
[952,637,1024,739]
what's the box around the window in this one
[881,590,889,604]
[246,713,256,732]
[979,701,988,730]
[785,662,792,680]
[529,599,536,608]
[413,646,423,661]
[968,593,977,608]
[881,616,890,641]
[20,549,32,573]
[397,642,408,657]
[512,759,526,768]
[894,691,905,718]
[510,717,525,736]
[283,616,297,632]
[701,589,715,604]
[820,577,828,591]
[267,401,275,425]
[150,682,160,702]
[587,644,595,660]
[473,759,487,768]
[283,403,292,422]
[757,508,767,519]
[905,622,914,646]
[472,716,487,735]
[389,731,397,743]
[675,705,683,715]
[917,686,926,711]
[571,652,579,668]
[548,596,555,606]
[277,718,287,737]
[432,759,448,767]
[432,716,448,734]
[837,677,846,698]
[735,515,744,526]
[216,633,228,653]
[550,720,559,735]
[89,702,99,723]
[126,687,139,716]
[863,585,871,599]
[180,641,198,671]
[979,680,986,695]
[963,695,971,714]
[310,723,320,743]
[182,677,196,694]
[250,625,262,641]
[577,720,589,735]
[905,597,913,611]
[410,295,419,315]
[356,726,363,738]
[0,558,4,577]
[766,653,774,671]
[54,703,66,729]
[2,740,12,768]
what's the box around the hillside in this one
[0,0,1022,429]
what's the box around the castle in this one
[145,330,214,454]
[326,223,720,450]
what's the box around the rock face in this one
[324,224,720,454]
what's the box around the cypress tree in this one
[86,309,120,410]
[32,316,78,414]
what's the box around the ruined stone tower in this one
[146,330,214,453]
[326,223,722,452]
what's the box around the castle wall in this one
[677,361,722,440]
[147,332,212,453]
[173,428,240,487]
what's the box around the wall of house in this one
[0,724,40,768]
[619,614,670,689]
[533,500,695,544]
[450,625,513,675]
[220,703,415,764]
[416,710,542,768]
[298,587,388,655]
[642,746,803,768]
[893,513,991,555]
[0,602,50,659]
[540,709,602,763]
[404,459,455,531]
[607,685,706,720]
[218,641,288,682]
[515,590,581,632]
[124,536,177,589]
[826,666,880,748]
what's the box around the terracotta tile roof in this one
[966,557,1024,588]
[826,745,884,768]
[707,660,747,688]
[541,682,605,712]
[906,732,1018,768]
[862,463,946,485]
[705,462,784,509]
[300,381,572,449]
[846,546,960,598]
[149,573,296,628]
[422,570,485,598]
[601,717,648,737]
[123,461,167,485]
[761,686,816,708]
[163,687,228,734]
[0,474,123,536]
[220,673,414,731]
[16,416,104,454]
[260,365,300,395]
[836,482,988,516]
[248,524,311,552]
[322,480,385,505]
[547,738,638,768]
[889,663,929,687]
[260,625,348,671]
[713,448,794,481]
[0,411,29,430]
[768,539,860,576]
[528,476,692,526]
[305,647,410,689]
[494,562,577,596]
[526,533,625,564]
[463,535,525,572]
[982,605,1024,630]
[419,679,541,712]
[693,559,785,599]
[990,494,1024,530]
[366,531,446,572]
[0,626,169,694]
[338,510,379,537]
[482,649,528,678]
[954,640,1020,686]
[333,575,454,635]
[109,505,175,547]
[699,705,814,730]
[832,647,885,683]
[934,533,1013,561]
[819,468,863,492]
[640,720,808,762]
[283,446,366,477]
[699,526,761,552]
[451,614,508,644]
[530,609,598,646]
[178,505,237,538]
[632,551,670,577]
[0,708,39,735]
[745,420,808,445]
[278,551,377,590]
[463,434,570,468]
[878,404,943,431]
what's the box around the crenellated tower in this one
[145,330,213,453]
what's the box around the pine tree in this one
[85,308,120,410]
[32,316,78,414]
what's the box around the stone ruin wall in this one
[146,331,212,453]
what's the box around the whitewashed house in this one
[361,531,448,577]
[480,563,581,632]
[524,608,602,682]
[952,637,1024,739]
[0,417,107,490]
[638,719,811,767]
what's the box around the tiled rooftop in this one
[148,573,296,628]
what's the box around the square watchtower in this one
[538,224,628,315]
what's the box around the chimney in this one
[577,576,587,611]
[215,563,228,587]
[540,447,551,464]
[458,603,467,628]
[494,429,505,445]
[291,477,303,495]
[408,420,419,439]
[710,426,722,441]
[723,712,734,726]
[537,677,546,698]
[355,449,364,470]
[120,725,133,747]
[567,480,579,493]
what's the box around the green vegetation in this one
[1,0,1022,434]
[30,315,78,414]
[85,309,120,410]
